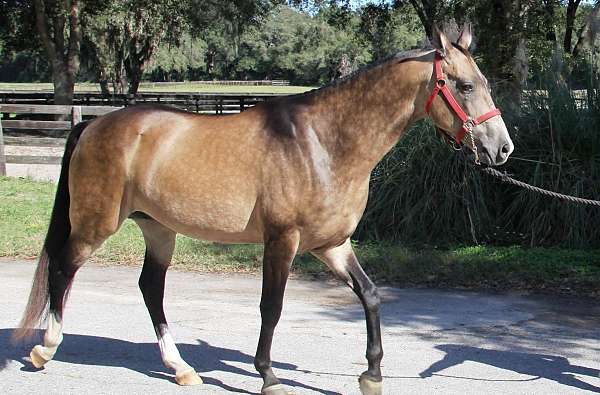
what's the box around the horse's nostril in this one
[501,144,510,154]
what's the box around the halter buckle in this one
[436,79,446,88]
[463,119,475,132]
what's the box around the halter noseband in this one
[425,52,501,157]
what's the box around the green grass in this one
[0,82,314,95]
[1,176,599,296]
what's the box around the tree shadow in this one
[420,344,600,393]
[0,328,341,395]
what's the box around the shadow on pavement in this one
[0,328,341,395]
[420,344,600,393]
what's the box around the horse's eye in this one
[459,82,474,93]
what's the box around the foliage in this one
[82,0,190,94]
[234,5,367,84]
[357,69,600,249]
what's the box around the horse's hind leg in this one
[30,233,108,368]
[313,239,383,395]
[134,216,202,386]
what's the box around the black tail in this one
[12,121,89,342]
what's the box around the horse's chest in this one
[294,185,369,250]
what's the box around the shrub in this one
[357,77,600,248]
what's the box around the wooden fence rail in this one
[0,91,286,111]
[0,104,121,175]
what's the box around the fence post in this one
[71,106,82,128]
[0,110,6,176]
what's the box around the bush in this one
[357,76,600,248]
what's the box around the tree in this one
[33,0,81,105]
[187,0,280,78]
[83,0,189,95]
[572,0,600,58]
[358,2,424,61]
[400,0,445,40]
[564,0,583,54]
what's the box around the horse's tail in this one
[12,121,89,342]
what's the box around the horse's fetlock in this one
[366,345,383,364]
[254,358,271,373]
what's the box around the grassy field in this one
[0,82,314,95]
[1,176,599,296]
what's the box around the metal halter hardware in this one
[425,52,502,163]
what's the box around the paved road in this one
[1,259,599,394]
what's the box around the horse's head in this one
[426,24,513,166]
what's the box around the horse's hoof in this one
[359,374,383,395]
[30,345,50,369]
[261,383,288,395]
[175,368,203,386]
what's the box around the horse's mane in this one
[296,46,437,99]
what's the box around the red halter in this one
[425,53,501,144]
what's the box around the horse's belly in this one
[166,195,260,242]
[133,165,262,242]
[135,190,263,243]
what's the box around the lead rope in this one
[465,158,600,207]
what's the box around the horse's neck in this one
[306,58,432,175]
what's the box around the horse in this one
[13,25,513,395]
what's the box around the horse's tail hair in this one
[12,121,89,342]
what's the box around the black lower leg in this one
[350,271,383,382]
[255,301,284,388]
[48,248,81,318]
[138,252,168,330]
[254,233,297,391]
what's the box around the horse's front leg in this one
[254,229,300,395]
[313,238,383,395]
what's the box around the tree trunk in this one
[543,0,557,42]
[573,1,600,58]
[116,75,128,95]
[99,78,110,96]
[34,0,81,107]
[127,69,142,95]
[564,0,582,53]
[52,63,74,105]
[408,0,438,40]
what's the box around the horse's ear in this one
[457,22,473,51]
[431,25,452,57]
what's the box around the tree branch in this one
[34,0,57,61]
[572,0,600,58]
[409,0,432,39]
[67,0,81,71]
[54,0,67,57]
[564,0,582,53]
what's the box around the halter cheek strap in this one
[425,53,501,144]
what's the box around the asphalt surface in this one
[1,259,599,394]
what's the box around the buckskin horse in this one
[14,25,513,395]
